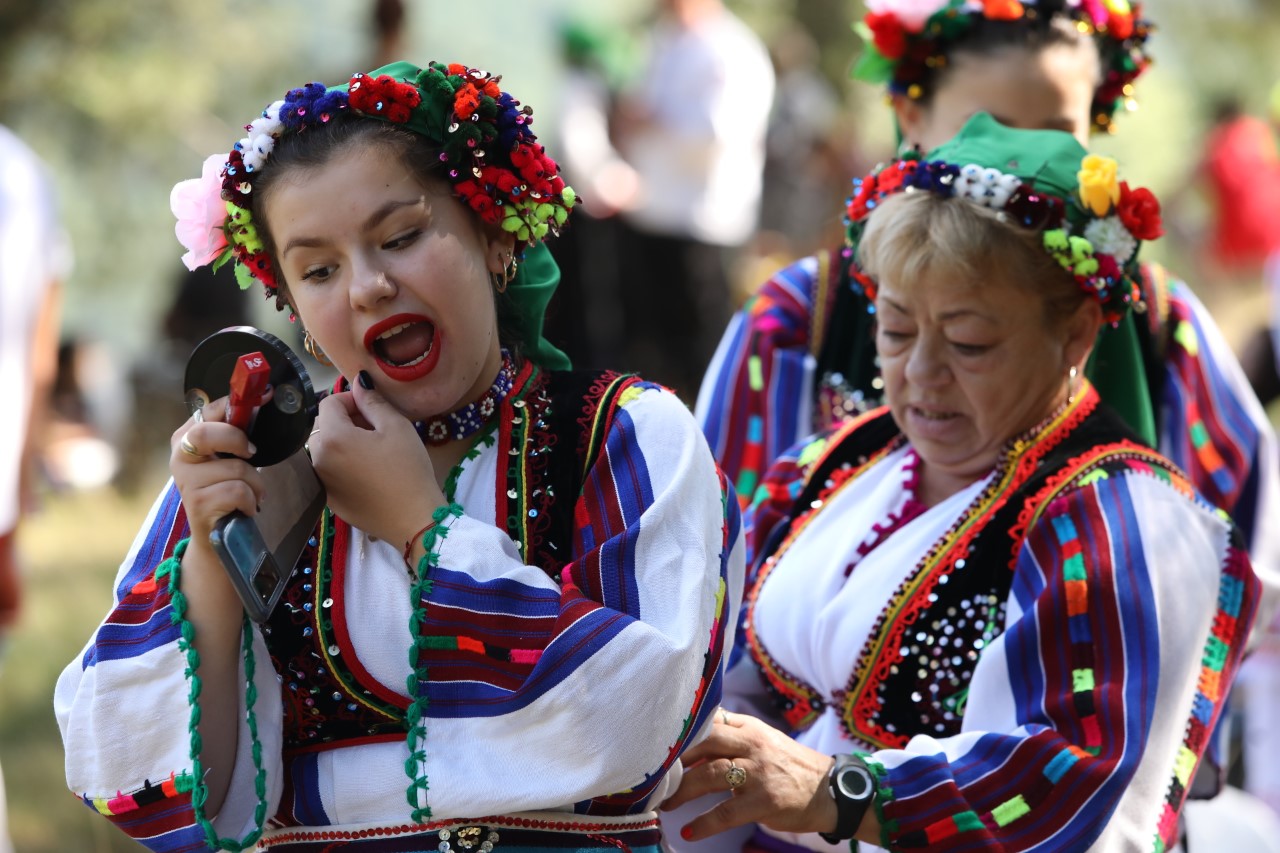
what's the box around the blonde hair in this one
[856,191,1085,325]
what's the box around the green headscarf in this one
[507,242,570,370]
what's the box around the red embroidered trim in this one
[840,389,1098,747]
[743,409,901,731]
[1005,439,1189,565]
[746,388,1105,746]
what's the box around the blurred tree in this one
[0,0,364,365]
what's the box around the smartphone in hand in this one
[208,448,325,623]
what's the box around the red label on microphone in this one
[227,351,271,432]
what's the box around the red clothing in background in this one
[1203,115,1280,270]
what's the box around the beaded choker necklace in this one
[415,350,516,445]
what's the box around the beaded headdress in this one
[171,60,578,300]
[853,0,1153,133]
[844,112,1163,324]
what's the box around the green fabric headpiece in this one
[507,242,570,370]
[843,113,1162,445]
[922,112,1084,200]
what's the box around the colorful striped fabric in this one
[55,377,744,851]
[696,257,1280,630]
[733,410,1261,851]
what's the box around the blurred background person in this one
[115,262,252,493]
[611,0,775,400]
[757,23,853,262]
[369,0,406,69]
[1164,93,1280,388]
[0,122,69,853]
[544,17,641,370]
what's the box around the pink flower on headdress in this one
[171,154,230,271]
[864,0,950,33]
[1080,0,1109,27]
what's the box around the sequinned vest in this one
[260,369,642,799]
[745,390,1189,749]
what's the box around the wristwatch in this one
[818,754,876,844]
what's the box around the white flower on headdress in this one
[238,109,285,173]
[989,173,1023,208]
[953,163,984,201]
[864,0,952,31]
[1083,215,1137,263]
[235,102,285,173]
[953,164,1021,208]
[171,153,229,271]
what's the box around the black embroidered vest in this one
[260,368,640,767]
[744,391,1185,748]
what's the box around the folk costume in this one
[55,62,745,853]
[722,117,1262,851]
[695,0,1280,629]
[735,386,1259,852]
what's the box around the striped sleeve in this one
[53,481,285,852]
[695,256,819,506]
[1155,274,1280,635]
[865,472,1260,852]
[416,383,746,818]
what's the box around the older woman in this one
[55,61,742,853]
[696,0,1279,635]
[666,115,1261,852]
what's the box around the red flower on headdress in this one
[1096,253,1122,281]
[982,0,1025,20]
[846,174,879,221]
[348,73,421,123]
[874,160,918,195]
[1107,10,1135,40]
[1116,181,1163,241]
[455,83,482,121]
[850,264,879,302]
[865,12,908,60]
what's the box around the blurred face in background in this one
[894,40,1100,151]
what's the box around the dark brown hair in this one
[915,13,1099,108]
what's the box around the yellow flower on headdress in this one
[1103,0,1131,14]
[1078,154,1121,216]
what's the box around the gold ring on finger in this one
[725,761,747,790]
[180,435,203,458]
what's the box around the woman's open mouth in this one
[364,314,442,382]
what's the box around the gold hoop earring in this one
[1067,364,1079,405]
[494,251,519,294]
[303,330,333,366]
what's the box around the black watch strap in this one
[818,754,876,844]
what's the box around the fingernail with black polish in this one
[358,370,375,390]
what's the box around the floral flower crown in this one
[853,0,1153,133]
[171,60,578,300]
[844,115,1163,324]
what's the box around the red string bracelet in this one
[403,520,438,575]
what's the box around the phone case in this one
[208,449,326,622]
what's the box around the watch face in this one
[836,765,874,801]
